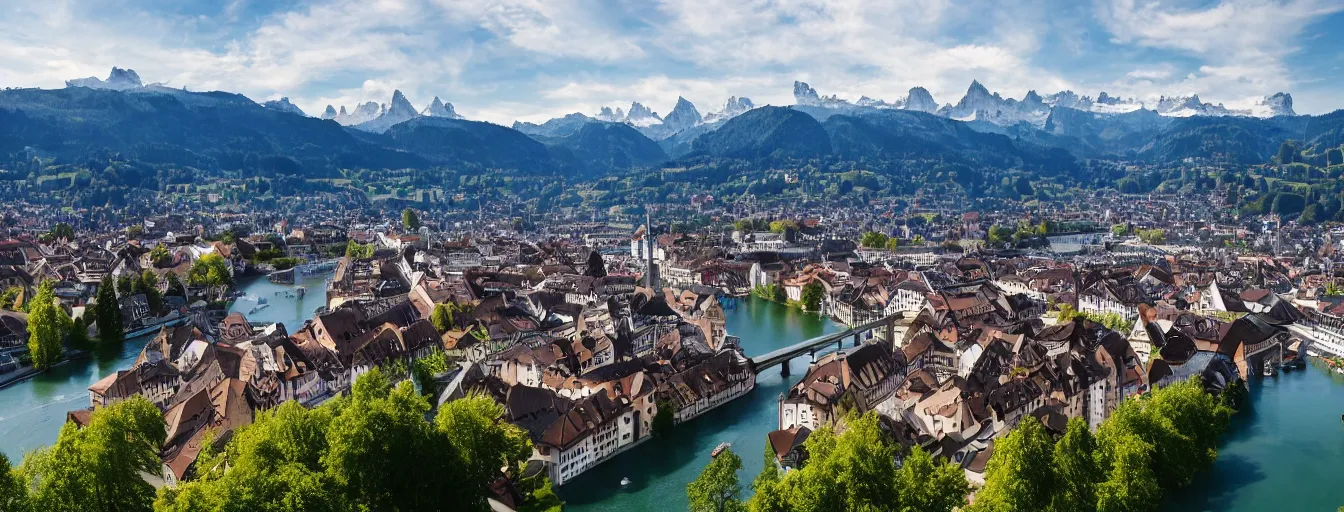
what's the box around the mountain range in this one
[3,66,1339,180]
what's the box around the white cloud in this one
[1094,0,1344,102]
[0,0,1340,126]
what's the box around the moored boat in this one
[711,442,731,458]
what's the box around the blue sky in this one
[1,0,1341,124]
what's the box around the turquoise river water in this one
[2,283,1343,511]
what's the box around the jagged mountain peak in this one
[387,90,417,117]
[66,67,145,91]
[1259,92,1294,116]
[905,87,938,113]
[625,101,662,127]
[322,105,338,119]
[421,96,463,119]
[262,97,306,117]
[793,81,821,106]
[663,97,702,131]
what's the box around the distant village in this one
[1,191,1343,508]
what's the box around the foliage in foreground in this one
[157,368,534,512]
[16,397,166,512]
[688,412,968,512]
[971,377,1233,512]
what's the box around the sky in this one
[1,0,1342,125]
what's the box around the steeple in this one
[645,212,659,290]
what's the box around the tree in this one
[154,400,339,511]
[187,253,232,288]
[800,282,824,312]
[1095,434,1161,512]
[345,240,374,259]
[1276,140,1299,164]
[23,397,164,512]
[1137,229,1166,245]
[911,234,925,245]
[687,448,745,512]
[0,452,26,512]
[139,270,163,313]
[988,225,1014,247]
[163,272,186,298]
[94,276,124,344]
[431,303,457,333]
[585,250,607,278]
[972,417,1056,512]
[859,231,889,248]
[68,316,90,348]
[26,281,66,369]
[652,400,675,437]
[896,447,969,512]
[49,223,74,241]
[435,392,532,511]
[883,237,899,250]
[149,244,172,268]
[116,274,134,296]
[1052,418,1102,512]
[0,287,20,311]
[402,208,421,231]
[749,442,786,512]
[768,220,798,234]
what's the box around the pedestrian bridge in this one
[749,314,902,377]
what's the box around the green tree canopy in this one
[156,369,537,512]
[800,282,825,312]
[94,276,124,344]
[859,231,889,248]
[430,303,457,333]
[26,280,67,369]
[972,416,1056,512]
[187,253,233,288]
[21,397,165,512]
[402,208,421,231]
[688,448,745,512]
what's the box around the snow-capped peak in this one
[322,105,338,120]
[793,81,822,106]
[705,96,756,123]
[624,102,663,127]
[662,96,702,131]
[262,97,306,117]
[904,87,938,113]
[1252,93,1295,117]
[66,67,144,91]
[420,96,463,119]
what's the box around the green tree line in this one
[0,368,559,512]
[688,412,969,512]
[971,377,1234,512]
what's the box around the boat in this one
[620,477,631,487]
[711,442,731,458]
[258,297,268,305]
[296,286,306,299]
[1308,350,1321,357]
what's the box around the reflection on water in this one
[562,297,839,512]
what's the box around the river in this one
[560,296,840,512]
[0,273,328,460]
[3,286,1344,511]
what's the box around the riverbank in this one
[0,349,91,391]
[560,296,839,512]
[1161,363,1344,511]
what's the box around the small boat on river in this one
[620,477,631,487]
[711,442,731,458]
